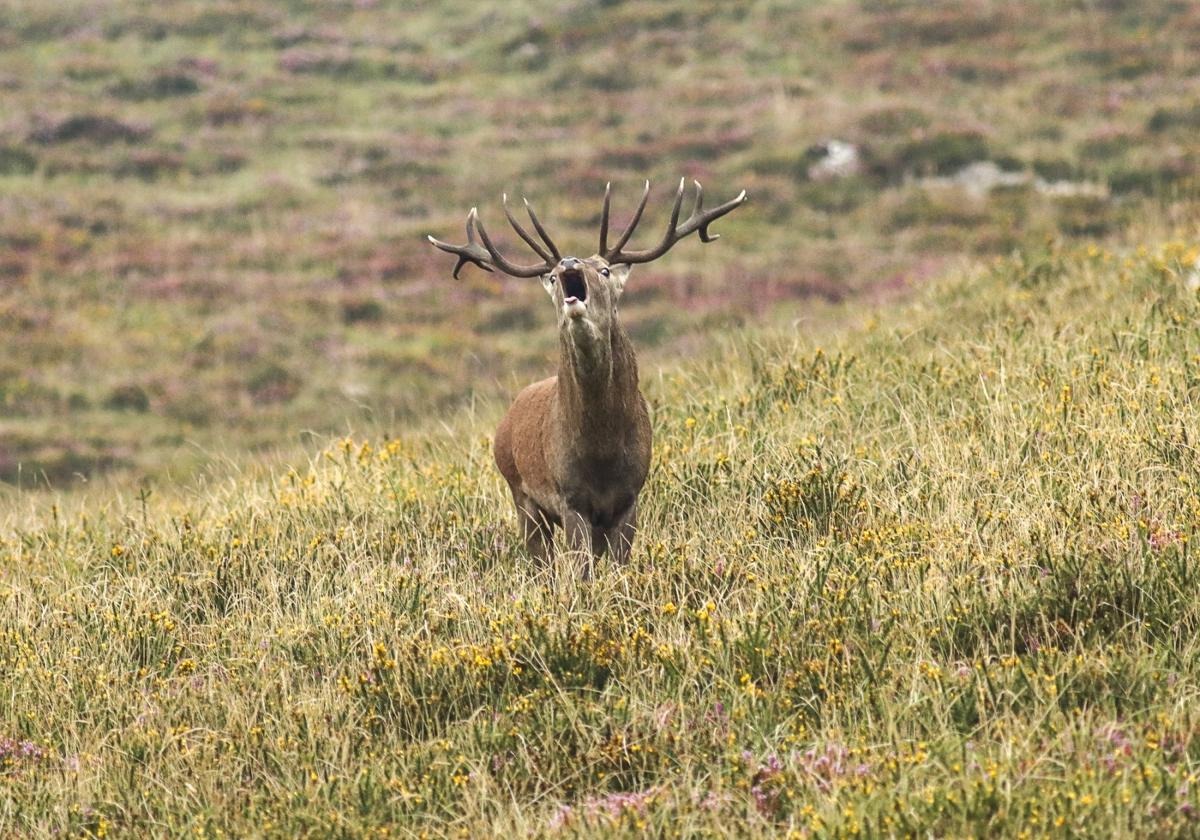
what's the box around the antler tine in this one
[607,179,747,265]
[604,179,651,261]
[502,194,554,263]
[613,178,685,264]
[677,182,748,244]
[474,208,556,278]
[522,197,561,262]
[426,209,494,279]
[661,176,687,243]
[598,181,612,256]
[691,180,709,240]
[428,194,559,279]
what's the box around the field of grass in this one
[4,241,1200,836]
[6,1,1200,837]
[3,0,1200,485]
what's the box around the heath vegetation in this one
[3,1,1200,838]
[2,0,1200,484]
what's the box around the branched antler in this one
[427,197,561,278]
[428,180,746,278]
[426,210,493,280]
[601,178,747,265]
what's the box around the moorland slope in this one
[3,241,1200,836]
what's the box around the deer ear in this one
[610,263,632,297]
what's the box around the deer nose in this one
[559,257,581,270]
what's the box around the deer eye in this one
[600,267,610,277]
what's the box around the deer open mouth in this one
[561,269,587,305]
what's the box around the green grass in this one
[3,0,1200,484]
[5,1,1200,836]
[4,240,1200,836]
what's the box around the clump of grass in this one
[1147,104,1200,133]
[28,114,151,145]
[888,130,991,177]
[109,71,201,102]
[0,145,37,175]
[760,444,864,542]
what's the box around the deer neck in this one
[556,317,639,440]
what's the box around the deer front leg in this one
[564,509,599,580]
[513,491,554,564]
[604,501,637,565]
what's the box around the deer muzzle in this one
[560,266,588,316]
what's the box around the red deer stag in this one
[428,179,747,576]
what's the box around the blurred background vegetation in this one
[1,0,1199,488]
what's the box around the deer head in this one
[540,256,630,347]
[428,180,746,381]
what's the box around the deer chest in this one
[559,451,647,529]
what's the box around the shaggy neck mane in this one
[556,318,640,442]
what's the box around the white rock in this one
[807,140,861,181]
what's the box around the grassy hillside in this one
[5,1,1200,836]
[3,240,1200,836]
[3,0,1200,484]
